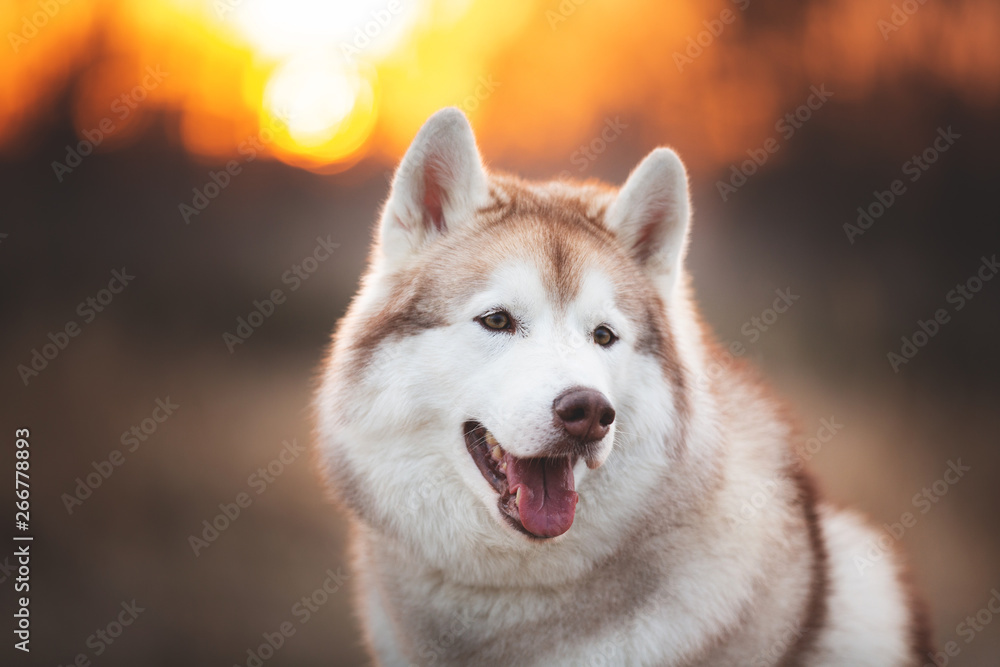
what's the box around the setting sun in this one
[2,0,998,172]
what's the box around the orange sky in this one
[1,0,997,173]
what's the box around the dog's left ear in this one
[379,108,489,265]
[605,148,691,291]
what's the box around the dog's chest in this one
[382,554,662,666]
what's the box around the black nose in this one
[552,387,615,443]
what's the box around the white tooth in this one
[514,487,522,507]
[499,460,507,472]
[484,431,499,447]
[491,445,502,461]
[587,453,608,470]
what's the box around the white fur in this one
[379,107,489,267]
[605,147,691,293]
[808,509,915,665]
[315,109,925,666]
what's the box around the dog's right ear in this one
[605,148,691,293]
[378,108,489,265]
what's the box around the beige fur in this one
[314,108,930,666]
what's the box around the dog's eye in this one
[593,325,617,347]
[479,311,514,333]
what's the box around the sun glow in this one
[1,0,997,172]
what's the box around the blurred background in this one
[1,0,999,664]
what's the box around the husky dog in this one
[315,108,930,666]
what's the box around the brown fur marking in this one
[778,468,829,667]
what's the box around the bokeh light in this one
[1,0,998,171]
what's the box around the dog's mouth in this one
[463,421,579,539]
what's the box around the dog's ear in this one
[379,108,489,264]
[605,148,691,290]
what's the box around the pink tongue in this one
[505,455,578,538]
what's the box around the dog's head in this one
[318,108,691,553]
